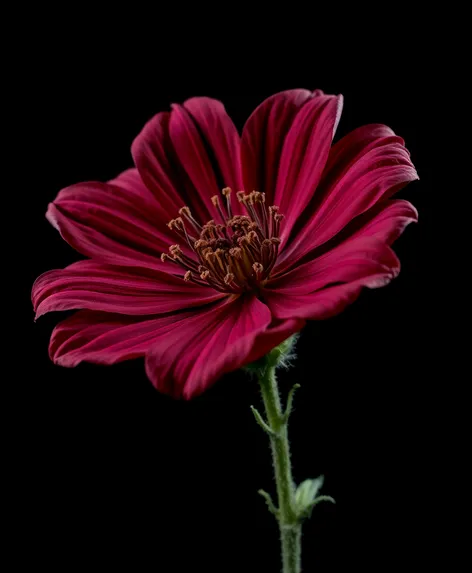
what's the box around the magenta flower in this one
[32,89,418,399]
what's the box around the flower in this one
[32,89,418,399]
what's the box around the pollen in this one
[162,188,284,294]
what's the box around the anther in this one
[184,271,192,281]
[179,205,202,232]
[222,186,233,219]
[224,272,235,285]
[169,244,183,256]
[194,239,209,249]
[179,206,191,217]
[200,270,210,280]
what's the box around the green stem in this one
[259,366,301,573]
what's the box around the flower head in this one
[33,90,418,398]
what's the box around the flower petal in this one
[131,112,192,220]
[179,97,243,193]
[168,98,243,220]
[107,167,162,209]
[49,310,174,367]
[346,199,418,245]
[241,89,316,205]
[33,260,224,318]
[274,93,343,241]
[264,281,367,321]
[145,295,303,399]
[277,199,418,274]
[50,299,302,399]
[264,237,400,320]
[278,124,418,271]
[46,180,176,272]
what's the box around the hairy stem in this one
[258,366,301,573]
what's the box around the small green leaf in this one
[244,334,299,373]
[283,383,301,422]
[250,405,276,437]
[266,335,298,368]
[311,495,336,507]
[295,476,334,519]
[295,476,324,509]
[258,489,279,516]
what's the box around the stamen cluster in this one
[162,188,284,293]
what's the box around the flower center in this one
[162,188,284,294]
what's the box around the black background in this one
[15,40,444,572]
